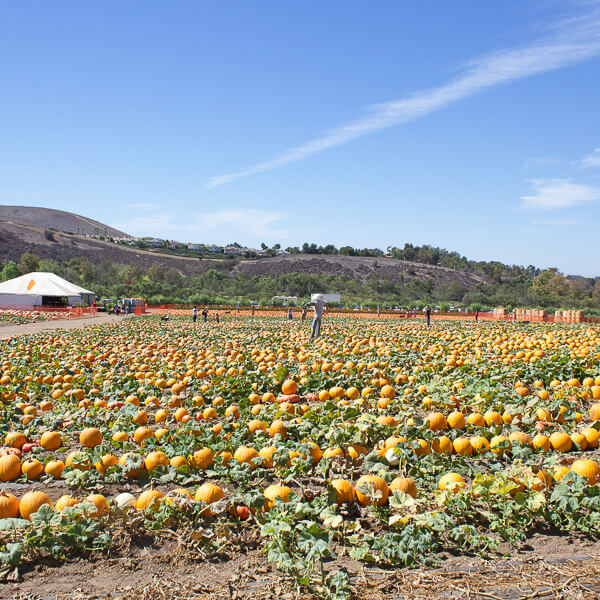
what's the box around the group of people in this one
[185,297,450,340]
[192,306,216,324]
[188,297,326,340]
[108,303,130,316]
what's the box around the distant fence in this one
[145,305,596,323]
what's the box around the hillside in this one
[2,209,598,309]
[0,219,491,292]
[232,254,490,288]
[0,205,130,238]
[0,220,223,275]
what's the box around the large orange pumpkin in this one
[85,494,110,517]
[55,495,79,511]
[80,427,103,448]
[21,459,44,480]
[190,447,214,469]
[136,490,164,511]
[389,477,417,499]
[263,484,291,508]
[144,451,169,471]
[355,475,389,507]
[438,473,465,492]
[0,492,19,518]
[194,482,225,514]
[331,480,355,503]
[40,431,62,451]
[571,459,600,485]
[0,455,21,482]
[20,491,52,520]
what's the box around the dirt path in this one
[0,314,131,340]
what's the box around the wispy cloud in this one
[523,156,563,169]
[521,178,600,210]
[193,209,288,239]
[111,212,178,237]
[206,4,600,188]
[113,209,288,240]
[127,203,159,210]
[579,147,600,168]
[531,217,582,225]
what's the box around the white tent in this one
[0,272,95,308]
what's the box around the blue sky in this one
[1,1,600,275]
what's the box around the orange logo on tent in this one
[27,279,36,290]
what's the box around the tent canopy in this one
[0,272,95,307]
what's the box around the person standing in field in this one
[202,307,208,323]
[307,295,326,341]
[425,305,431,327]
[192,306,198,323]
[475,309,479,323]
[215,313,220,324]
[301,306,307,323]
[251,305,255,316]
[377,305,381,318]
[288,307,293,321]
[237,301,240,314]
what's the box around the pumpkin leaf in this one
[0,518,30,531]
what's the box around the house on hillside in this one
[187,243,202,251]
[206,244,222,253]
[224,245,243,256]
[168,241,184,250]
[144,238,163,248]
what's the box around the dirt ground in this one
[1,534,600,600]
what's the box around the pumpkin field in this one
[1,314,600,599]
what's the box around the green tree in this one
[1,262,20,282]
[18,252,41,274]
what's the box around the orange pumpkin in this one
[0,492,19,518]
[263,484,291,508]
[20,491,52,520]
[40,431,62,451]
[355,475,389,507]
[0,454,21,482]
[331,480,355,503]
[21,459,44,480]
[389,477,417,499]
[136,490,164,511]
[80,427,103,448]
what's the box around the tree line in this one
[1,251,599,313]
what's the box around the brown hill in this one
[0,216,490,291]
[232,254,490,288]
[0,220,223,275]
[0,205,130,238]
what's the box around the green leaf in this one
[0,518,30,531]
[0,543,22,567]
[30,503,60,526]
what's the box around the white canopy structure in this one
[0,272,95,308]
[271,295,298,306]
[311,293,341,303]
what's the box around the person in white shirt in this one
[307,295,326,340]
